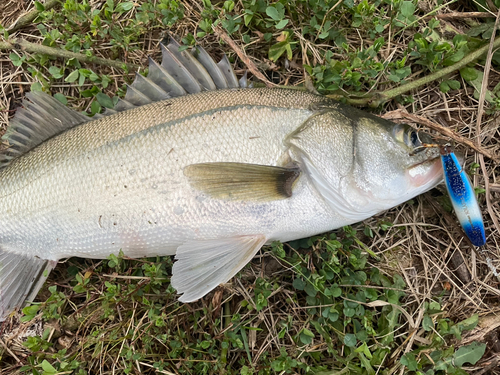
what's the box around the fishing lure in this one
[440,145,486,247]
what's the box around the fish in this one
[0,39,443,320]
[440,145,486,246]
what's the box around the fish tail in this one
[0,248,56,321]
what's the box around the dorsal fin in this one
[1,38,246,170]
[1,91,90,170]
[111,38,246,112]
[147,56,187,96]
[130,73,170,102]
[191,46,229,89]
[166,39,217,91]
[217,55,240,89]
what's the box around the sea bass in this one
[0,40,443,319]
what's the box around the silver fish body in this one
[0,46,442,318]
[1,89,337,257]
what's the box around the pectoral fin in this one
[184,162,300,201]
[171,235,267,302]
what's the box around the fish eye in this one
[402,129,425,153]
[408,130,422,149]
[392,125,424,152]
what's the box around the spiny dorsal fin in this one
[112,38,246,112]
[217,54,240,88]
[159,42,204,94]
[166,38,217,91]
[191,46,229,89]
[146,56,186,96]
[0,91,90,170]
[130,73,170,102]
[1,39,246,170]
[184,162,300,201]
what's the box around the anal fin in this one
[171,235,267,302]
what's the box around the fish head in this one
[350,118,443,209]
[289,108,443,220]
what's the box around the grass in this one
[1,0,500,374]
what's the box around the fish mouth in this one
[407,156,443,188]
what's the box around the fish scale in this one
[1,91,322,260]
[0,42,443,317]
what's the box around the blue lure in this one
[440,145,486,247]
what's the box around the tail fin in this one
[0,249,56,321]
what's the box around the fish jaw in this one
[336,156,443,220]
[406,156,443,192]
